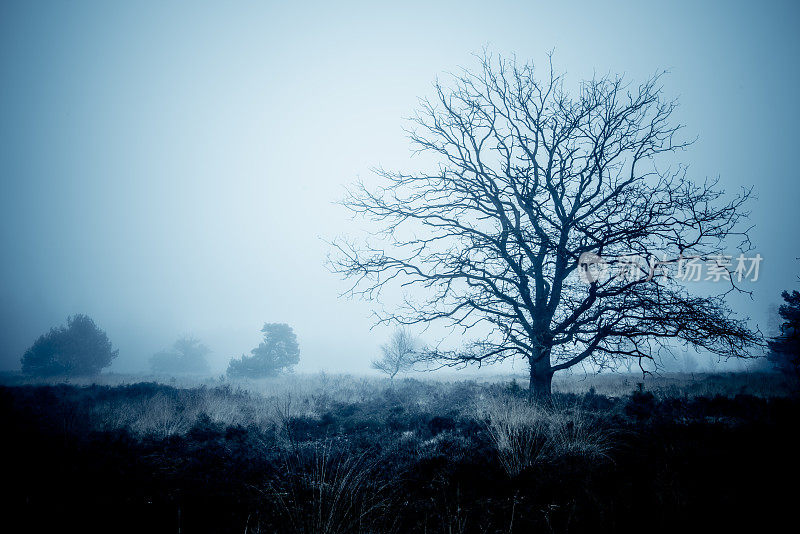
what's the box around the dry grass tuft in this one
[478,394,613,477]
[266,441,397,534]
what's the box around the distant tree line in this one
[21,289,798,383]
[20,316,304,379]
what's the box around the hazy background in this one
[1,0,798,374]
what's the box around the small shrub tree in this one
[21,314,118,376]
[371,329,418,380]
[227,323,300,378]
[150,336,211,375]
[768,290,800,384]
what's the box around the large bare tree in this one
[332,54,760,400]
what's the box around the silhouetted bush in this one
[150,336,211,375]
[227,323,299,378]
[768,289,800,385]
[428,415,457,435]
[624,387,657,421]
[21,314,118,376]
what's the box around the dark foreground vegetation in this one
[2,375,797,534]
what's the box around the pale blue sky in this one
[1,0,798,373]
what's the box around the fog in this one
[1,0,798,374]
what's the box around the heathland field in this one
[1,371,797,533]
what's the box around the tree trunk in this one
[528,354,553,403]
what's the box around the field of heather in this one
[2,372,797,533]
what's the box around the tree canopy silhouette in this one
[227,323,300,378]
[768,289,800,384]
[150,336,211,375]
[21,314,118,376]
[332,53,760,399]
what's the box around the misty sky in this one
[1,0,799,374]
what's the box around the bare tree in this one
[332,53,760,400]
[371,329,418,380]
